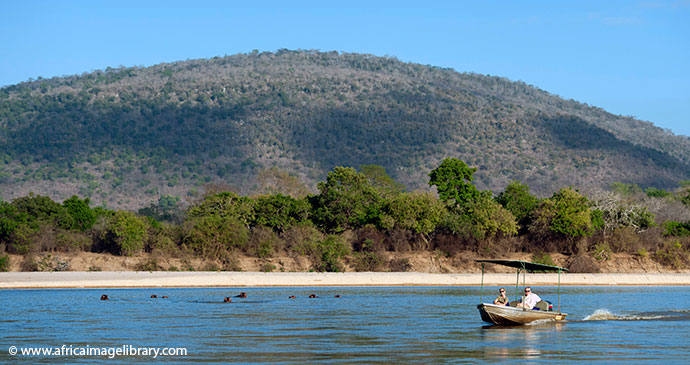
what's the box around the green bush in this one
[0,254,10,272]
[182,215,248,259]
[662,221,690,237]
[531,252,555,267]
[102,211,149,255]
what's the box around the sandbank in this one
[3,271,690,289]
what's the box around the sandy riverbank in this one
[3,271,690,288]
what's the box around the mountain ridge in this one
[1,50,688,209]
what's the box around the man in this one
[517,286,541,309]
[493,288,509,306]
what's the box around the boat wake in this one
[583,309,690,322]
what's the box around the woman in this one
[493,288,509,306]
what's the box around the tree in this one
[495,181,539,229]
[588,190,656,233]
[187,192,254,227]
[182,215,248,259]
[253,194,310,232]
[359,164,405,196]
[257,167,311,198]
[428,158,480,208]
[429,158,517,240]
[63,195,97,231]
[530,188,594,241]
[12,193,72,229]
[138,195,183,223]
[385,191,444,236]
[310,167,384,232]
[0,202,28,242]
[102,211,149,255]
[440,192,517,240]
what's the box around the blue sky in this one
[2,0,688,135]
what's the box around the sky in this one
[1,0,689,136]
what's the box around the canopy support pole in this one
[558,269,562,313]
[515,268,520,304]
[480,262,484,303]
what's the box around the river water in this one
[2,286,690,363]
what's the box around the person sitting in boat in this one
[516,286,541,309]
[493,288,509,306]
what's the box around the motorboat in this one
[476,259,568,325]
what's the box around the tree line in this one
[1,158,690,272]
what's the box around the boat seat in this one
[534,300,549,311]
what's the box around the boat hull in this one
[477,303,567,325]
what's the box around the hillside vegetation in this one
[1,50,689,209]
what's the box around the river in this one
[2,286,690,362]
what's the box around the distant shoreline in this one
[3,272,690,289]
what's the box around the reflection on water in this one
[2,286,690,362]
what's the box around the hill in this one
[1,50,689,208]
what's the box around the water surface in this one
[2,286,690,363]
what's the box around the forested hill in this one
[1,50,689,209]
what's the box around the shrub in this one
[604,227,643,254]
[247,226,283,258]
[653,240,689,270]
[662,221,690,237]
[591,242,612,261]
[531,252,555,267]
[7,223,36,254]
[56,231,92,252]
[389,258,412,272]
[260,262,276,272]
[20,255,38,271]
[353,226,387,252]
[283,224,324,252]
[567,255,600,273]
[294,234,350,272]
[135,258,162,272]
[0,254,10,272]
[645,187,670,198]
[351,251,385,272]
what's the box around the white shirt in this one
[523,292,541,308]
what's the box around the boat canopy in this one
[475,260,568,273]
